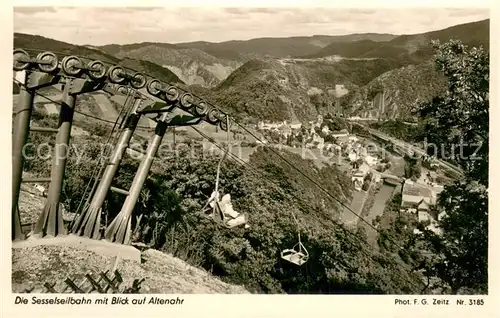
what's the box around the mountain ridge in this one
[13,18,489,121]
[96,33,399,87]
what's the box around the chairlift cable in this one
[78,88,135,206]
[12,56,427,290]
[72,88,134,225]
[190,125,426,291]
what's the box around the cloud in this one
[13,7,490,45]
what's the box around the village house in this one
[289,120,302,130]
[258,121,286,130]
[364,155,379,167]
[351,162,371,191]
[401,180,433,210]
[331,129,349,138]
[348,151,358,162]
[279,125,292,138]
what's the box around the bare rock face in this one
[113,45,242,87]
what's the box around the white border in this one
[2,1,498,318]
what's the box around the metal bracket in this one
[102,83,133,97]
[165,114,203,127]
[13,70,28,85]
[65,78,106,95]
[137,100,174,114]
[24,71,61,90]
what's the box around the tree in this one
[416,40,489,294]
[418,40,488,187]
[419,182,487,294]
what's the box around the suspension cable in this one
[73,88,134,219]
[190,125,426,292]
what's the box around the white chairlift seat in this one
[208,191,249,229]
[281,242,309,266]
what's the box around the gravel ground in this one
[12,244,248,294]
[14,181,248,294]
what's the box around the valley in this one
[11,13,489,296]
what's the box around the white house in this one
[348,151,358,162]
[364,155,379,167]
[312,134,325,149]
[290,120,302,130]
[351,163,371,191]
[331,129,349,138]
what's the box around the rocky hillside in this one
[12,243,249,294]
[103,44,242,87]
[205,56,414,121]
[98,33,397,87]
[340,61,448,120]
[208,19,489,121]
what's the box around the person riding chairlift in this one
[205,190,249,229]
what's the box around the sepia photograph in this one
[9,4,489,301]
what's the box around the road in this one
[342,181,373,226]
[362,183,396,245]
[351,122,464,177]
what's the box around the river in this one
[363,182,397,246]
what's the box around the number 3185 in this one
[469,299,484,305]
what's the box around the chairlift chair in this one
[207,191,249,229]
[202,114,249,229]
[281,234,309,266]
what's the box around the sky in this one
[13,6,490,46]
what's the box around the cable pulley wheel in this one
[219,115,230,131]
[179,92,193,109]
[146,79,162,96]
[61,55,83,76]
[194,100,209,116]
[37,52,59,73]
[87,60,107,80]
[165,86,180,102]
[108,65,126,84]
[206,108,221,124]
[13,49,30,71]
[117,85,129,95]
[130,72,147,89]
